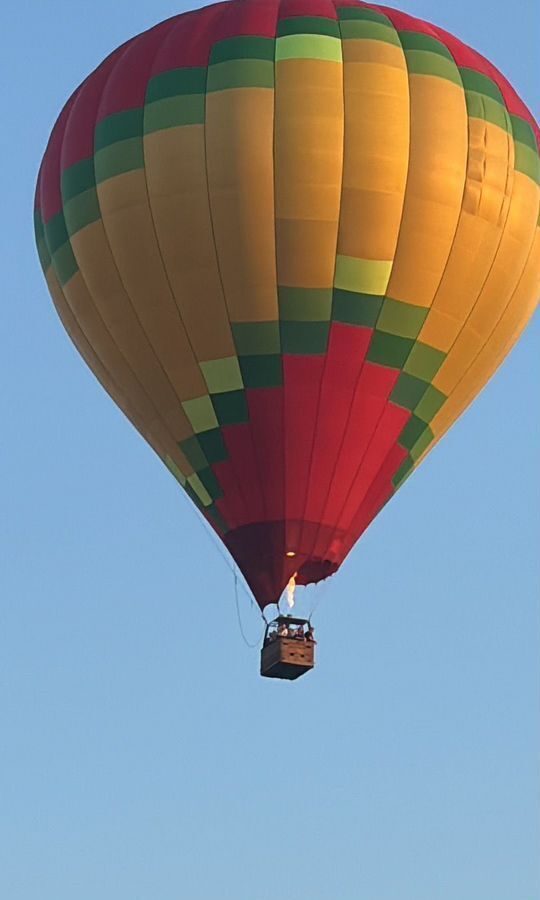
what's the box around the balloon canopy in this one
[35,0,539,608]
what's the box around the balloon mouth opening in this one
[295,558,339,587]
[224,520,342,609]
[276,559,338,611]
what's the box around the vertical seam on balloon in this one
[426,192,539,440]
[282,5,345,559]
[275,0,290,587]
[200,1,262,526]
[143,14,237,384]
[157,6,247,533]
[97,22,222,486]
[381,38,501,473]
[87,16,238,530]
[230,1,284,606]
[274,0,287,595]
[40,186,157,445]
[272,0,287,592]
[358,39,518,495]
[319,19,518,557]
[79,19,228,526]
[72,32,198,472]
[328,22,465,526]
[415,222,539,468]
[299,0,346,566]
[337,33,473,523]
[316,15,412,566]
[217,4,273,531]
[216,3,285,600]
[140,25,223,414]
[58,27,231,518]
[386,40,469,406]
[44,51,182,465]
[366,54,535,491]
[405,76,525,467]
[44,266,168,462]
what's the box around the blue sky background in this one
[1,2,539,898]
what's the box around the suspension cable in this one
[233,570,266,649]
[308,577,333,624]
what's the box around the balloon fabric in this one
[35,0,540,608]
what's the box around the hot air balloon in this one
[35,0,539,677]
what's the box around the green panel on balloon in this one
[239,355,283,389]
[144,95,206,131]
[367,333,415,369]
[280,322,330,355]
[146,68,207,102]
[332,291,383,328]
[232,323,281,356]
[61,159,96,202]
[210,36,275,63]
[277,16,341,38]
[211,391,249,426]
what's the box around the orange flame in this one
[286,572,298,609]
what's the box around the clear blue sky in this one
[1,2,539,898]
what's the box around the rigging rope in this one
[307,577,333,624]
[233,570,265,649]
[177,486,261,607]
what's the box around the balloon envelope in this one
[35,0,540,607]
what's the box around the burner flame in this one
[286,572,297,609]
